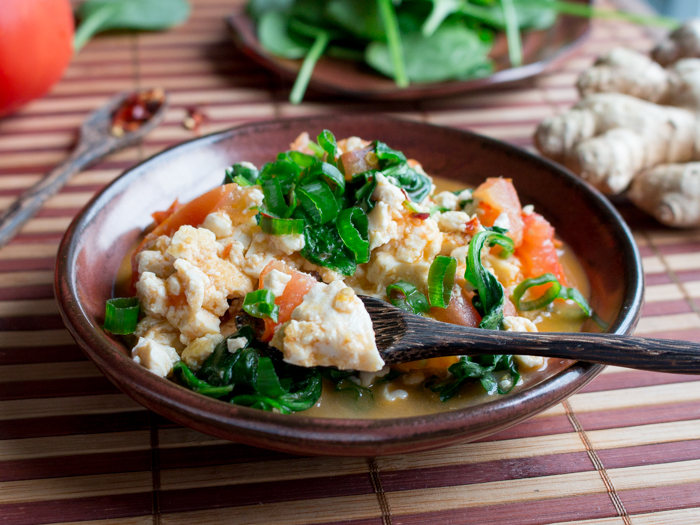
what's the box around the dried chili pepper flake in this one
[411,212,430,220]
[183,106,205,132]
[464,216,481,235]
[111,88,165,137]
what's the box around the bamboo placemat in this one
[1,1,699,523]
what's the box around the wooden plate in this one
[227,2,592,100]
[55,115,643,456]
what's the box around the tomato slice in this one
[258,261,318,342]
[516,212,567,285]
[473,178,524,247]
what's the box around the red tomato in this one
[473,178,525,247]
[516,212,567,285]
[0,0,74,117]
[258,261,317,342]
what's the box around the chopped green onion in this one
[296,180,339,224]
[233,175,253,187]
[287,151,317,168]
[354,172,378,213]
[386,281,430,315]
[511,273,562,311]
[465,230,514,330]
[512,273,594,318]
[304,161,345,196]
[261,178,296,218]
[374,141,407,168]
[242,290,279,322]
[429,205,450,215]
[223,163,259,186]
[306,141,325,158]
[260,214,305,235]
[104,297,139,335]
[337,207,370,264]
[317,130,338,163]
[259,159,301,186]
[558,286,593,318]
[428,256,457,308]
[376,0,409,88]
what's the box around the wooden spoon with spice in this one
[360,295,700,374]
[0,88,167,248]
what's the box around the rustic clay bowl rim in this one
[55,115,643,456]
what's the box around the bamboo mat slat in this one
[1,0,699,523]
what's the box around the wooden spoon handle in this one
[382,327,700,374]
[0,141,110,249]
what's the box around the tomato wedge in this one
[258,261,318,342]
[516,212,567,285]
[473,178,524,247]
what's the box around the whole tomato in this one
[0,0,74,117]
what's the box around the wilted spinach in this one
[174,326,322,414]
[428,354,520,400]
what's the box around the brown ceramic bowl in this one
[55,115,643,456]
[227,1,591,100]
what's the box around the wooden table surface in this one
[1,1,699,524]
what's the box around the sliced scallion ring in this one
[428,255,457,308]
[511,273,562,311]
[260,215,305,235]
[337,207,370,264]
[242,290,279,322]
[104,297,140,335]
[261,177,295,218]
[386,281,430,315]
[557,286,593,318]
[305,162,345,196]
[296,180,339,224]
[317,130,338,164]
[233,175,253,187]
[512,273,594,318]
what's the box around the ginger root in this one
[652,19,700,66]
[535,19,700,227]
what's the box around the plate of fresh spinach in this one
[228,0,673,102]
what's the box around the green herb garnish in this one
[104,297,140,335]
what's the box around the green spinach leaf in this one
[258,11,311,59]
[365,21,493,83]
[75,0,191,51]
[428,354,520,400]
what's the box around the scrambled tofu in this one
[127,136,577,391]
[270,280,383,371]
[503,316,545,369]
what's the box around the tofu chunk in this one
[270,280,383,372]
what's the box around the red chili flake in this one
[411,212,430,220]
[183,106,205,132]
[111,88,165,137]
[464,216,481,235]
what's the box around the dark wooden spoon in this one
[360,296,700,374]
[0,90,167,248]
